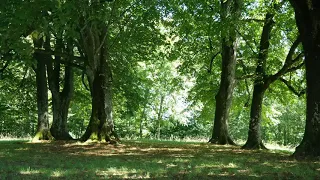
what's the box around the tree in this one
[242,1,304,149]
[32,38,53,141]
[45,37,74,140]
[74,0,164,142]
[289,0,320,158]
[209,0,242,145]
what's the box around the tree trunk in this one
[242,83,267,149]
[242,12,275,149]
[78,10,118,143]
[50,66,74,140]
[81,58,115,142]
[33,51,52,141]
[140,105,146,138]
[157,95,164,140]
[289,0,320,158]
[209,0,241,145]
[46,38,73,140]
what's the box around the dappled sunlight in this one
[14,147,29,151]
[1,140,320,179]
[237,169,251,174]
[19,169,40,175]
[95,167,167,179]
[51,170,65,177]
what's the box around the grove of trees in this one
[1,0,319,158]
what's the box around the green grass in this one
[0,140,319,179]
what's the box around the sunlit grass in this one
[0,139,319,179]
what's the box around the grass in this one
[0,139,319,179]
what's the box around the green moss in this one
[32,130,53,141]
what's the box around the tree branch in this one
[236,73,256,80]
[279,78,306,97]
[34,49,85,70]
[241,18,265,23]
[268,36,302,82]
[285,61,305,74]
[208,51,220,73]
[82,71,90,91]
[236,29,257,54]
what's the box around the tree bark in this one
[32,39,53,141]
[242,83,267,149]
[140,104,146,138]
[79,20,117,142]
[289,0,320,158]
[209,0,241,145]
[157,95,164,140]
[81,53,115,142]
[49,66,74,140]
[46,38,73,140]
[242,13,274,149]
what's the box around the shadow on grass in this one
[0,140,319,179]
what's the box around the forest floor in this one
[0,139,319,179]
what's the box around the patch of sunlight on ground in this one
[140,147,186,152]
[237,169,251,174]
[223,162,238,168]
[196,164,224,169]
[166,163,178,168]
[196,162,238,169]
[29,140,52,143]
[96,167,151,179]
[0,136,31,141]
[265,143,295,152]
[157,160,163,164]
[20,168,40,175]
[51,170,65,177]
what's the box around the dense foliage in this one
[0,0,317,155]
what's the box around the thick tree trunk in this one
[81,60,115,142]
[46,38,73,140]
[33,52,52,141]
[289,0,320,158]
[242,83,267,149]
[78,11,118,143]
[209,0,240,145]
[50,67,73,140]
[209,45,236,145]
